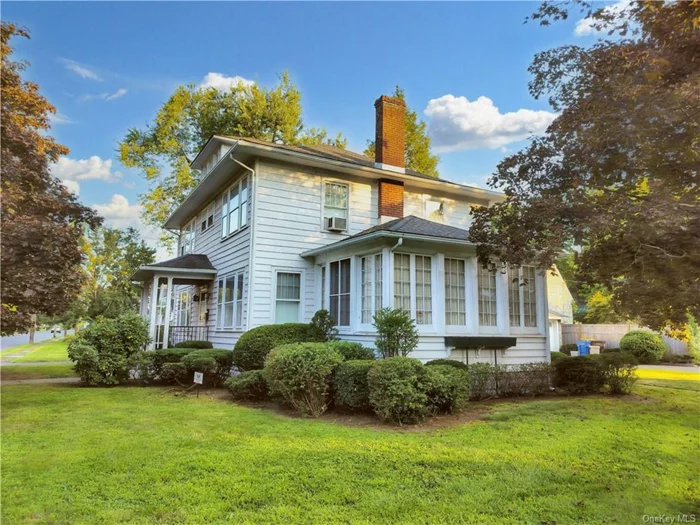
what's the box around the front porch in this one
[132,254,217,349]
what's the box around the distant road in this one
[1,330,73,350]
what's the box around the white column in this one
[149,276,159,350]
[162,276,174,349]
[382,247,392,309]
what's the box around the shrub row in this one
[553,353,638,394]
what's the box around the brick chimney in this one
[374,95,406,172]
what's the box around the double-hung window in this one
[323,182,349,231]
[200,201,215,233]
[509,266,538,329]
[221,176,249,238]
[329,259,351,327]
[174,288,192,326]
[478,265,498,327]
[180,220,196,256]
[360,254,383,324]
[393,254,433,326]
[216,271,245,330]
[444,258,467,326]
[275,272,302,323]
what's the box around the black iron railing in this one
[168,325,210,346]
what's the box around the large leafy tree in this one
[470,1,699,331]
[119,72,346,241]
[364,86,440,177]
[1,23,101,335]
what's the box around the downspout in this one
[231,155,256,332]
[390,237,403,252]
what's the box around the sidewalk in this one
[2,377,80,386]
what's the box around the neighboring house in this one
[546,266,574,353]
[132,95,551,364]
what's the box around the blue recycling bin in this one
[577,340,591,356]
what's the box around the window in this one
[425,199,444,222]
[361,254,383,324]
[509,266,538,328]
[329,259,351,326]
[320,265,326,310]
[415,256,432,325]
[445,258,466,325]
[222,176,249,238]
[200,201,215,232]
[323,182,349,227]
[216,271,245,330]
[393,253,411,312]
[174,288,192,326]
[180,220,195,256]
[275,272,301,323]
[478,265,498,327]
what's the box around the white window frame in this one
[392,253,436,332]
[326,258,352,328]
[322,180,349,232]
[221,175,249,239]
[477,264,500,334]
[508,265,540,334]
[215,270,245,331]
[444,258,468,328]
[174,287,192,326]
[273,270,303,324]
[179,219,196,256]
[359,253,383,329]
[200,201,215,233]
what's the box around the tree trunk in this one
[28,314,36,344]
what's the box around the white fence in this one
[561,324,688,355]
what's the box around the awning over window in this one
[131,254,217,284]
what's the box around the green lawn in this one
[2,373,698,524]
[0,364,76,381]
[2,338,69,363]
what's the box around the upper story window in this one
[222,176,249,238]
[180,220,196,256]
[478,265,498,327]
[509,266,538,328]
[360,254,383,324]
[444,258,467,326]
[323,182,349,232]
[200,201,215,233]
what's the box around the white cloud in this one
[49,113,73,125]
[78,88,128,102]
[574,0,629,36]
[199,72,254,91]
[93,194,173,261]
[424,94,557,152]
[50,156,123,194]
[62,59,102,81]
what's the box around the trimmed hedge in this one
[468,363,496,400]
[225,370,269,400]
[550,351,566,362]
[423,365,470,414]
[182,349,233,386]
[151,348,193,380]
[161,362,187,383]
[601,347,621,354]
[620,330,666,363]
[553,356,605,394]
[367,357,429,425]
[265,343,343,417]
[600,352,638,394]
[333,360,374,412]
[560,343,579,356]
[173,340,213,349]
[328,341,375,361]
[425,359,468,370]
[233,323,312,371]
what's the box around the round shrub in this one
[553,356,605,394]
[328,341,375,361]
[151,348,193,380]
[620,330,666,363]
[161,362,187,383]
[333,360,374,412]
[367,357,429,425]
[600,352,638,394]
[173,340,213,349]
[225,370,269,401]
[425,359,468,371]
[182,349,233,386]
[601,347,621,354]
[264,343,343,417]
[550,351,566,362]
[372,308,419,358]
[423,365,470,415]
[559,343,578,356]
[233,323,311,371]
[308,309,338,342]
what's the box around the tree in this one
[81,226,156,319]
[1,23,101,335]
[364,86,440,177]
[470,1,699,332]
[119,72,346,243]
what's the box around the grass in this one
[2,375,698,524]
[0,364,76,381]
[2,338,69,363]
[636,368,699,381]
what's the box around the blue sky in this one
[4,1,599,257]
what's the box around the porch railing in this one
[168,325,210,347]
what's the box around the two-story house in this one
[132,95,551,365]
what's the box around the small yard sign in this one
[193,372,204,385]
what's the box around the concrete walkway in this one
[0,360,72,367]
[2,377,80,386]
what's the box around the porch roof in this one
[301,216,474,258]
[131,254,217,282]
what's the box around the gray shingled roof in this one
[349,215,471,241]
[149,254,216,271]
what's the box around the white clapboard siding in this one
[404,186,489,229]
